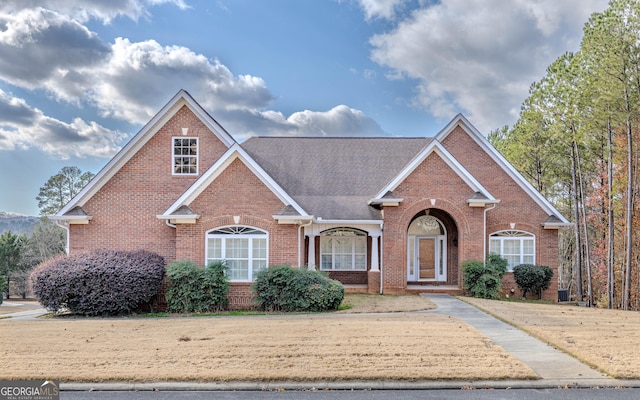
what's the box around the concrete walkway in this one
[0,301,48,321]
[421,294,619,387]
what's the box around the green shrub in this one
[30,249,165,315]
[463,254,508,299]
[252,265,344,312]
[165,261,229,313]
[512,264,553,299]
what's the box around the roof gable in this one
[57,90,236,217]
[435,114,570,225]
[373,140,497,203]
[159,144,308,218]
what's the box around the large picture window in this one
[173,137,198,175]
[320,229,367,271]
[489,230,535,271]
[206,226,267,281]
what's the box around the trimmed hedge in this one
[512,264,553,299]
[30,249,165,316]
[463,254,508,299]
[252,265,344,312]
[164,260,229,313]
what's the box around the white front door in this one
[408,235,446,282]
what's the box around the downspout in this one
[379,221,384,295]
[483,203,497,268]
[298,219,313,269]
[55,220,70,254]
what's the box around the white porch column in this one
[370,234,380,271]
[307,234,317,270]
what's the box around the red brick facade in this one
[58,92,566,307]
[441,126,559,300]
[68,104,230,261]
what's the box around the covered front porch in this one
[302,221,382,294]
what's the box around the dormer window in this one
[173,137,198,175]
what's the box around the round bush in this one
[31,249,165,316]
[165,260,229,313]
[252,265,344,312]
[463,254,508,299]
[512,264,553,299]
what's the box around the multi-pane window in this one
[173,137,198,175]
[489,230,535,271]
[206,226,267,281]
[320,229,367,271]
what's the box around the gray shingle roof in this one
[275,205,301,217]
[170,205,196,216]
[64,206,88,216]
[241,137,432,220]
[469,191,490,200]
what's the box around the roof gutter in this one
[54,220,70,254]
[380,220,384,295]
[484,203,498,269]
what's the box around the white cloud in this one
[0,8,110,92]
[0,0,188,23]
[89,38,275,125]
[207,105,386,141]
[285,105,385,136]
[0,1,392,160]
[369,0,609,131]
[0,90,125,159]
[355,0,406,20]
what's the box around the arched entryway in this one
[407,209,458,284]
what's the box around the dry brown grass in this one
[0,294,535,383]
[338,293,436,313]
[462,297,640,379]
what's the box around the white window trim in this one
[319,229,367,271]
[489,230,535,272]
[205,226,268,282]
[172,137,199,175]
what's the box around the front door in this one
[419,238,436,279]
[408,236,446,282]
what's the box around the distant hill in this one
[0,212,40,236]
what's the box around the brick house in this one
[53,90,570,307]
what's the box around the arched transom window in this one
[320,229,367,271]
[489,230,535,271]
[408,215,445,236]
[206,226,268,281]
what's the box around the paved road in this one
[61,388,640,400]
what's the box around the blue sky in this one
[0,0,609,216]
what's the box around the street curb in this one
[61,379,640,392]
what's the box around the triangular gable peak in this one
[56,89,236,217]
[158,144,310,222]
[435,114,570,225]
[372,141,498,206]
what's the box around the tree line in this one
[0,167,93,299]
[489,0,640,310]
